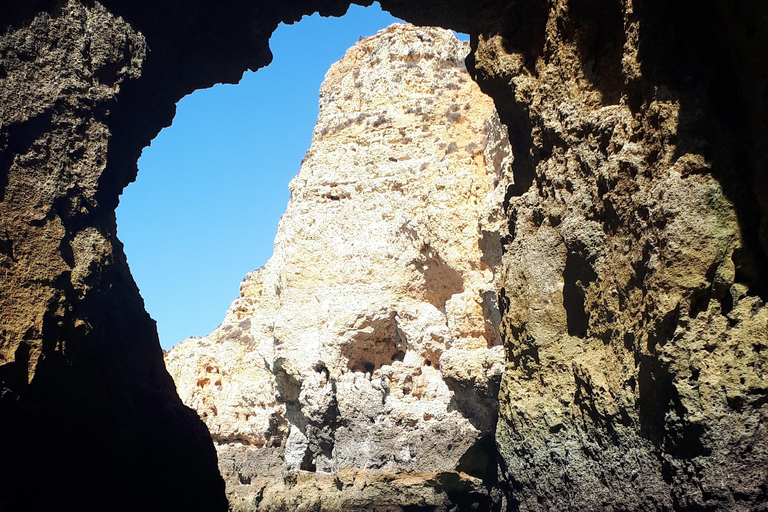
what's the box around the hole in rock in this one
[562,251,597,337]
[113,6,503,508]
[116,5,474,350]
[456,434,498,482]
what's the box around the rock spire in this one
[165,23,511,511]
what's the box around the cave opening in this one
[111,4,506,509]
[116,4,479,351]
[113,3,504,507]
[116,4,407,350]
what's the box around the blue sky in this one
[116,4,466,350]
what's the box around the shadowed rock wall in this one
[459,2,768,510]
[0,3,227,511]
[1,0,766,511]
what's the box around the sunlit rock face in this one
[165,24,510,511]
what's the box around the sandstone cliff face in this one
[165,24,509,511]
[2,0,767,510]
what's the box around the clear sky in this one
[116,3,466,350]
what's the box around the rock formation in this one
[165,24,509,511]
[0,3,226,511]
[1,0,767,510]
[468,3,768,509]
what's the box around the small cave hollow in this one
[562,251,598,337]
[342,314,408,374]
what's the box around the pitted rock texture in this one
[0,3,226,511]
[165,24,509,511]
[466,1,768,510]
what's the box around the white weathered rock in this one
[165,23,511,510]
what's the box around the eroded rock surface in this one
[165,24,509,511]
[0,3,226,510]
[465,2,768,510]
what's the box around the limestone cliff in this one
[165,24,509,511]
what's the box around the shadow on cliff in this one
[0,257,227,511]
[466,0,768,304]
[633,0,768,302]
